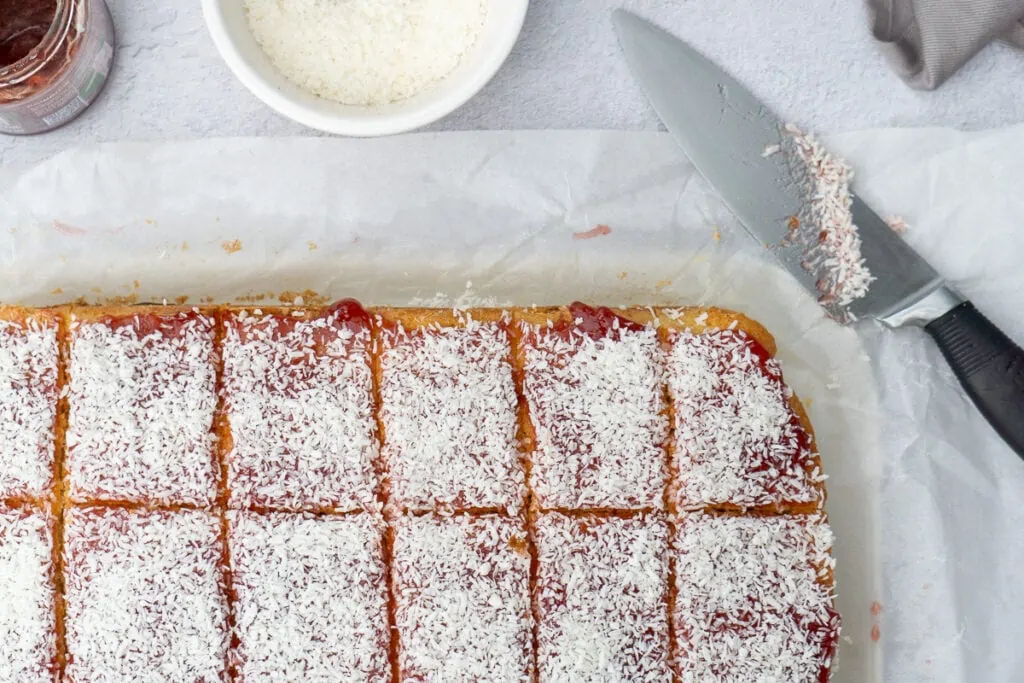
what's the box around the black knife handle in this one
[925,302,1024,459]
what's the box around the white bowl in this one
[202,0,528,137]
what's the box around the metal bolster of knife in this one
[878,283,964,328]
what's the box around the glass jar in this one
[0,0,115,135]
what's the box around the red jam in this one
[557,302,647,340]
[0,0,56,67]
[226,300,370,353]
[325,298,371,333]
[100,312,202,337]
[743,335,774,374]
[813,613,842,683]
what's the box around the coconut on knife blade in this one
[613,9,1024,459]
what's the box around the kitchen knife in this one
[613,9,1024,459]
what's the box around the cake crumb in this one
[221,239,243,254]
[277,289,326,306]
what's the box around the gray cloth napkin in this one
[868,0,1024,89]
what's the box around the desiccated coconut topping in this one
[521,313,668,510]
[62,507,229,683]
[380,316,523,511]
[243,0,487,106]
[0,299,842,682]
[673,512,840,683]
[392,514,532,683]
[66,312,218,506]
[223,309,379,512]
[0,318,58,500]
[229,511,389,682]
[668,328,823,510]
[0,509,55,683]
[534,512,671,682]
[783,123,875,314]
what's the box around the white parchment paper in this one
[1,129,1022,682]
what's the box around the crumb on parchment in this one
[278,290,327,306]
[221,240,243,254]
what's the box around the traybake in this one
[0,300,840,682]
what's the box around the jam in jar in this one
[0,0,114,135]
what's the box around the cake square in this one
[392,513,532,682]
[228,510,389,682]
[379,310,523,512]
[66,309,219,506]
[63,507,229,682]
[0,508,56,683]
[519,304,668,510]
[672,513,840,682]
[534,512,671,681]
[667,327,824,512]
[0,311,59,501]
[222,303,378,512]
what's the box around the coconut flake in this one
[229,511,389,681]
[393,514,532,682]
[380,316,523,511]
[66,312,218,506]
[223,310,378,511]
[0,318,58,500]
[535,512,671,682]
[63,507,229,682]
[521,321,668,509]
[673,512,840,682]
[668,328,823,510]
[0,509,55,683]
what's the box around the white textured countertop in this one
[3,0,1024,168]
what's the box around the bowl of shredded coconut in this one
[203,0,528,136]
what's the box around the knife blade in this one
[613,9,1024,458]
